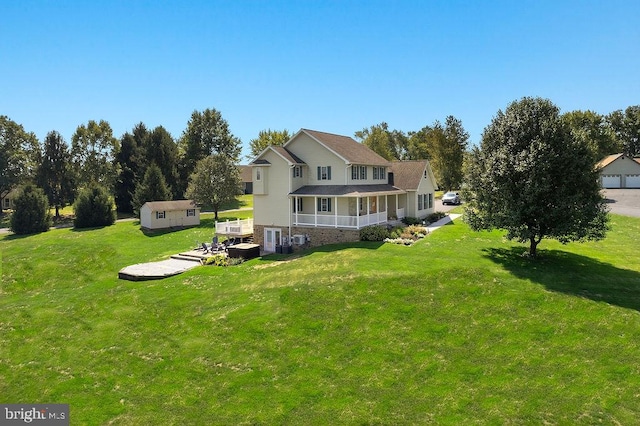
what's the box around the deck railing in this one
[215,218,254,236]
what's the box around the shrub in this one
[203,254,245,267]
[401,216,422,225]
[74,185,116,229]
[360,225,390,241]
[10,185,52,235]
[426,211,447,224]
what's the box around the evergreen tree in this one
[10,184,51,234]
[36,131,75,218]
[132,163,171,214]
[73,184,116,229]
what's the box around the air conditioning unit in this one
[293,234,306,245]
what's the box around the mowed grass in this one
[1,213,640,424]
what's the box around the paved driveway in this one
[603,189,640,218]
[435,198,461,213]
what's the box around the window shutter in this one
[328,198,332,212]
[317,166,321,180]
[317,198,321,211]
[327,166,332,180]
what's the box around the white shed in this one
[140,200,200,230]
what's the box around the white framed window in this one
[317,198,332,212]
[317,166,331,181]
[428,193,433,209]
[256,169,261,180]
[293,166,303,178]
[360,166,367,180]
[351,166,358,180]
[186,209,195,217]
[418,194,424,211]
[293,198,303,212]
[373,167,385,180]
[156,211,166,219]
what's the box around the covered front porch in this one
[290,188,406,229]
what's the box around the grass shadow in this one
[483,247,640,312]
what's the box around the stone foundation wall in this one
[289,226,360,251]
[253,224,266,247]
[252,224,361,252]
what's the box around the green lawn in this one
[1,213,640,424]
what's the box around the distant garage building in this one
[140,200,201,230]
[597,154,640,189]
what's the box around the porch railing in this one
[292,211,389,229]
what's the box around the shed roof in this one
[142,200,199,211]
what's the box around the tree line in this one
[0,109,244,226]
[248,106,640,193]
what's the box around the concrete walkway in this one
[426,213,462,232]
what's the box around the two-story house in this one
[251,129,438,251]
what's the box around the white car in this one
[442,191,461,205]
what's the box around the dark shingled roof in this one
[143,200,198,211]
[271,146,306,164]
[390,160,429,191]
[301,129,390,166]
[290,184,404,197]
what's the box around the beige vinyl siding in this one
[286,133,348,184]
[253,150,292,227]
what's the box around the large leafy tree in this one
[419,117,469,191]
[71,120,119,191]
[132,163,171,214]
[249,129,291,159]
[186,154,243,220]
[36,131,75,218]
[0,116,41,213]
[177,108,242,197]
[563,110,620,162]
[463,97,609,257]
[354,123,407,160]
[10,184,51,235]
[607,105,640,157]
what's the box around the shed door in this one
[626,175,640,188]
[602,175,621,188]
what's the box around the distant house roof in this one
[142,200,199,211]
[295,129,391,166]
[290,184,404,197]
[597,153,624,169]
[390,160,431,191]
[238,165,252,183]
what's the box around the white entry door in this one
[264,228,281,252]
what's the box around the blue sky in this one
[1,0,639,160]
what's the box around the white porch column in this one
[314,196,318,226]
[334,196,338,228]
